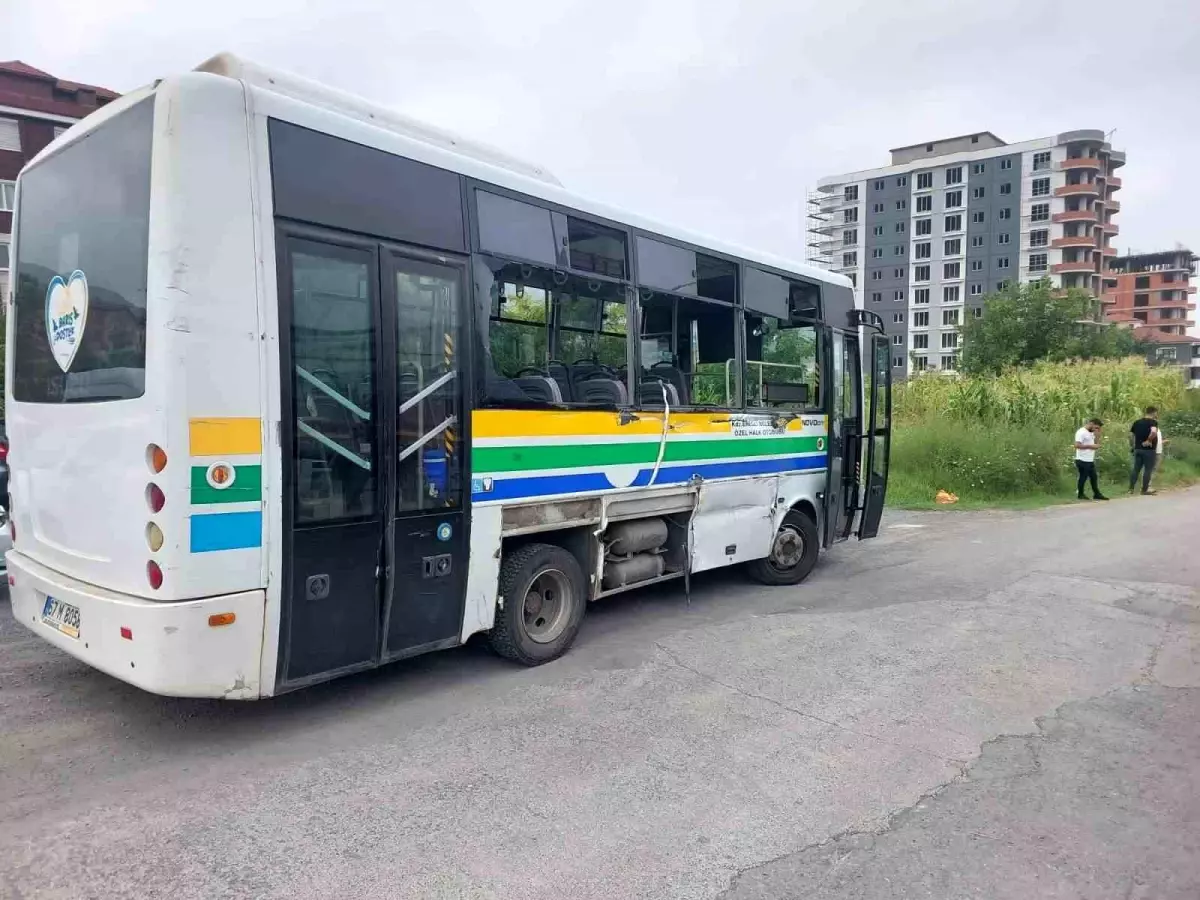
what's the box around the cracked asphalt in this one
[2,489,1198,899]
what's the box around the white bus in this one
[5,55,891,699]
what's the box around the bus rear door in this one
[857,332,892,539]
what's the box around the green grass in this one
[888,360,1200,510]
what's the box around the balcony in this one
[1060,157,1102,171]
[1108,176,1122,190]
[1053,209,1099,224]
[1053,258,1096,274]
[1102,247,1118,257]
[1055,182,1101,197]
[1051,235,1096,249]
[1103,221,1119,234]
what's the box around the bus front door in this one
[279,232,469,687]
[857,333,892,539]
[823,329,863,545]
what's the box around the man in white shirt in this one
[1074,418,1109,501]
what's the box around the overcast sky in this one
[7,0,1200,264]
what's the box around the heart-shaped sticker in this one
[45,269,89,373]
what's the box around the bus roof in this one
[197,53,849,292]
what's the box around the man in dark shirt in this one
[1129,406,1160,495]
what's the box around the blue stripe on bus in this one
[471,455,827,503]
[189,510,263,553]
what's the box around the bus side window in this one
[474,256,629,408]
[743,266,820,410]
[638,291,736,407]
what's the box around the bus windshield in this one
[12,97,153,404]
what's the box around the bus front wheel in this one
[747,509,820,586]
[489,543,587,665]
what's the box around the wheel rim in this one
[522,568,573,644]
[768,524,805,572]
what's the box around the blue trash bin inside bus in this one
[423,449,448,499]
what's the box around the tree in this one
[958,278,1136,376]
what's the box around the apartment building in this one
[808,130,1124,377]
[0,60,120,301]
[1103,249,1200,386]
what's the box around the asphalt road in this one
[2,490,1198,899]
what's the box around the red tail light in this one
[147,560,163,590]
[0,440,8,463]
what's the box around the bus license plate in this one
[41,595,81,639]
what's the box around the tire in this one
[488,542,588,665]
[747,508,820,586]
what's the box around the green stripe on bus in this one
[190,464,263,505]
[472,435,824,474]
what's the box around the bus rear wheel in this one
[747,509,819,586]
[489,543,587,665]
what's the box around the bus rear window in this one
[12,97,153,403]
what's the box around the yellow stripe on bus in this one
[471,409,824,439]
[189,418,263,457]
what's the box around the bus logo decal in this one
[436,522,453,542]
[45,269,89,373]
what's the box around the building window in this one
[895,245,906,257]
[896,199,907,210]
[893,355,905,368]
[917,172,933,190]
[915,242,931,259]
[941,332,959,348]
[843,229,857,245]
[1030,203,1050,222]
[1029,253,1048,272]
[844,185,859,201]
[1031,177,1051,197]
[972,187,985,200]
[916,195,932,213]
[971,235,984,248]
[973,306,983,318]
[913,333,928,348]
[943,308,960,325]
[997,257,1010,269]
[999,182,1012,195]
[913,355,928,370]
[894,289,905,302]
[945,214,963,232]
[942,354,958,371]
[997,280,1009,291]
[970,283,983,296]
[916,218,932,236]
[944,286,960,305]
[1134,293,1149,307]
[944,238,962,256]
[971,259,983,272]
[971,211,985,224]
[1155,347,1178,361]
[1000,158,1013,170]
[872,270,883,281]
[897,176,908,187]
[946,167,963,185]
[914,290,930,306]
[844,208,858,223]
[874,179,885,191]
[998,208,1012,220]
[894,267,906,279]
[873,225,885,236]
[944,262,961,279]
[946,190,963,209]
[997,233,1011,245]
[914,310,929,326]
[1032,151,1052,171]
[893,312,904,324]
[0,180,14,212]
[842,251,858,267]
[971,163,985,175]
[896,221,907,233]
[915,265,931,282]
[1135,276,1151,289]
[871,291,882,303]
[0,118,20,153]
[1029,229,1049,247]
[872,248,884,259]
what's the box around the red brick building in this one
[0,61,120,300]
[1102,248,1200,385]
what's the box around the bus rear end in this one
[5,76,270,698]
